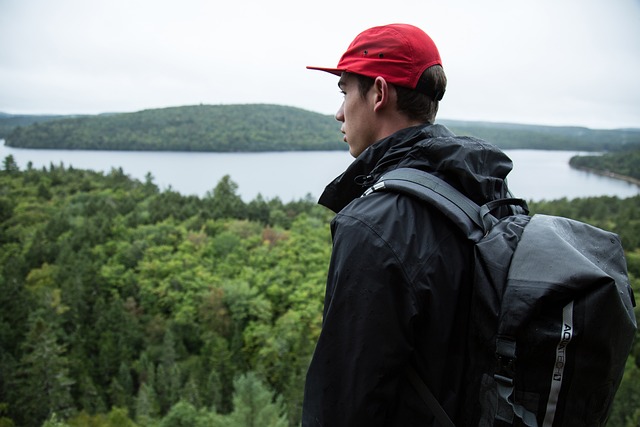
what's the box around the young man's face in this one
[336,73,379,158]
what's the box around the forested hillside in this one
[0,113,78,140]
[2,105,344,152]
[442,120,640,152]
[2,105,640,152]
[1,156,639,427]
[570,149,640,182]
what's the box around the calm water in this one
[1,143,638,202]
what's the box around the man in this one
[302,24,517,426]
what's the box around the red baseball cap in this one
[307,24,442,92]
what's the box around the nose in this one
[335,101,345,122]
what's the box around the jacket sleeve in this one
[302,210,420,427]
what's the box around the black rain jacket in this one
[302,124,515,426]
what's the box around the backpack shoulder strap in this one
[364,167,527,242]
[364,167,485,241]
[405,365,456,427]
[364,167,528,426]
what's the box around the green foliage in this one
[0,160,330,426]
[443,120,640,152]
[0,113,73,139]
[0,403,15,427]
[4,107,640,152]
[223,372,288,427]
[2,155,19,173]
[14,314,75,425]
[157,401,221,427]
[65,407,139,427]
[40,414,69,427]
[0,158,638,426]
[3,105,344,152]
[570,149,640,181]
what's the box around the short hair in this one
[354,65,447,124]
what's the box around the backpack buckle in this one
[495,337,517,381]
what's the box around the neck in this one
[376,113,427,142]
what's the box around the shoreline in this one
[570,165,640,187]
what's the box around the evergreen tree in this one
[108,363,134,412]
[75,371,107,415]
[203,334,234,412]
[155,327,182,414]
[204,176,246,220]
[224,372,287,427]
[2,155,19,173]
[180,374,203,409]
[14,314,74,426]
[0,161,638,425]
[134,383,159,426]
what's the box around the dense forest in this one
[0,113,80,140]
[442,120,640,152]
[1,105,345,152]
[1,156,639,427]
[570,150,640,182]
[2,105,640,152]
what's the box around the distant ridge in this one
[2,104,639,152]
[440,119,640,151]
[1,105,345,152]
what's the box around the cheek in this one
[342,99,361,127]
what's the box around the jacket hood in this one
[319,124,515,213]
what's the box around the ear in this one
[372,76,392,112]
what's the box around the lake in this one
[1,143,638,202]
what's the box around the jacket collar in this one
[318,123,513,213]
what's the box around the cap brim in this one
[306,66,343,76]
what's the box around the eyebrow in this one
[338,78,346,89]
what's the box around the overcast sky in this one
[1,0,638,129]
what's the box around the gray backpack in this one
[365,168,637,427]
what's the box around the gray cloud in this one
[1,0,638,129]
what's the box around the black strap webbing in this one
[366,168,528,241]
[405,365,455,427]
